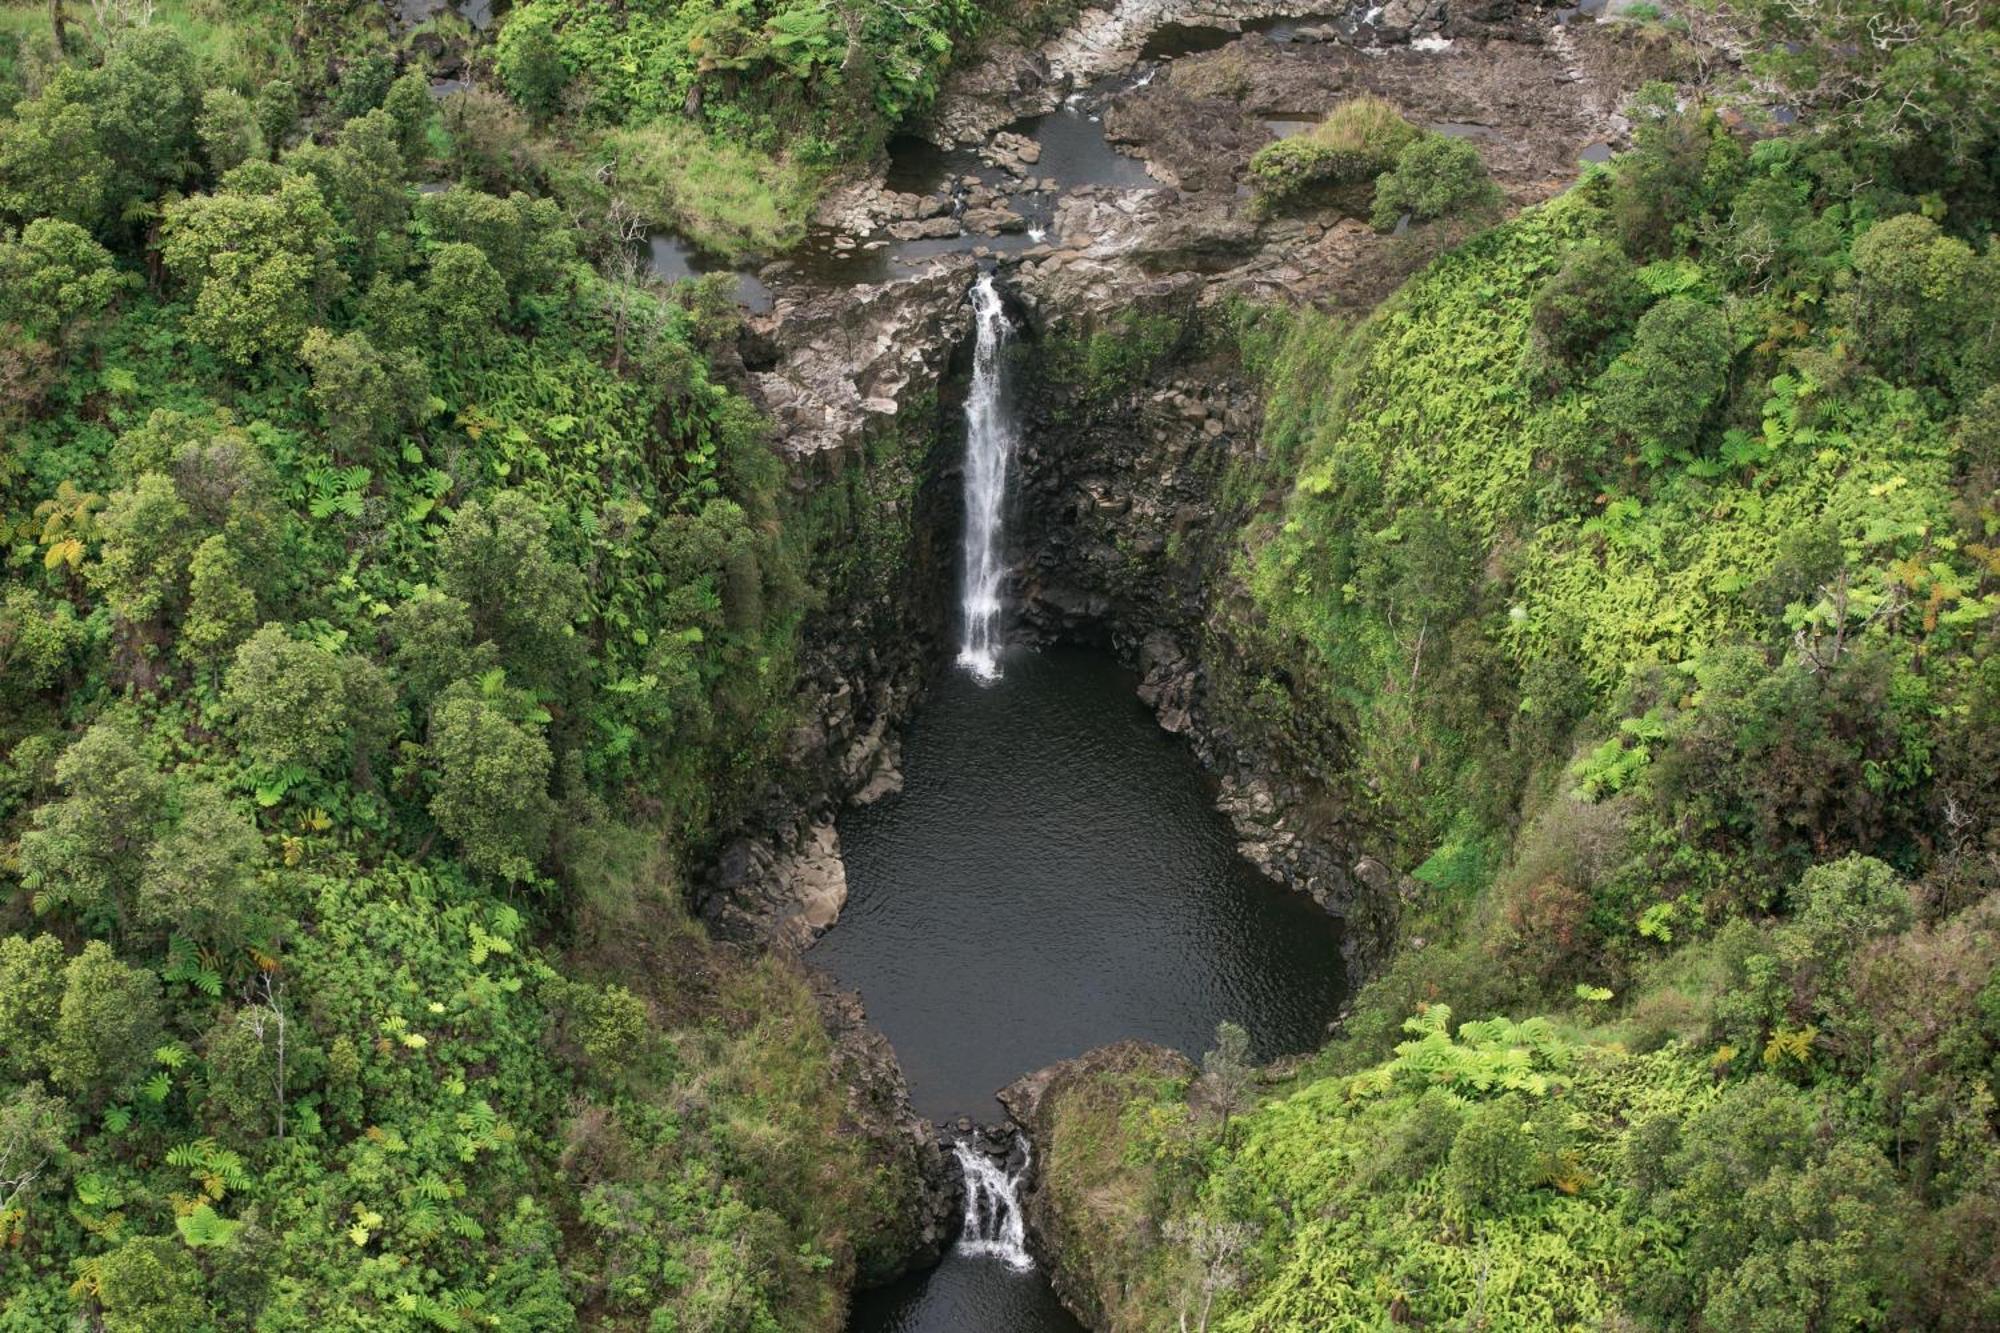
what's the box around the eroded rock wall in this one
[701,259,979,947]
[691,0,1688,1301]
[996,271,1407,978]
[697,260,986,1290]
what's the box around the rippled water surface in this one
[813,647,1345,1122]
[820,647,1345,1332]
[848,1254,1087,1333]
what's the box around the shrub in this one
[0,1083,70,1219]
[426,682,556,882]
[1526,237,1648,388]
[195,88,261,177]
[1847,213,2000,396]
[0,217,128,344]
[546,979,656,1087]
[1248,96,1419,213]
[158,169,342,367]
[381,70,435,165]
[1369,133,1502,232]
[1375,1086,1466,1183]
[1847,901,2000,1202]
[1444,1093,1548,1222]
[1487,794,1631,990]
[253,78,298,151]
[330,52,394,122]
[136,784,263,946]
[0,933,64,1080]
[439,89,540,194]
[1592,295,1732,463]
[16,722,165,926]
[1785,856,1913,973]
[1610,86,1744,258]
[497,7,569,124]
[222,624,388,776]
[299,326,430,463]
[1631,1080,1914,1330]
[0,585,84,702]
[93,1235,213,1332]
[49,942,162,1104]
[1658,647,1928,888]
[1499,874,1598,988]
[434,492,586,688]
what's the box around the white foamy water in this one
[956,274,1019,681]
[953,1138,1034,1270]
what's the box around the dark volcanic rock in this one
[999,1041,1198,1327]
[814,979,958,1285]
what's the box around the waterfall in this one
[953,1137,1034,1270]
[957,273,1018,681]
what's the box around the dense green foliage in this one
[492,0,1007,257]
[1040,42,2000,1333]
[496,0,976,155]
[0,6,928,1329]
[1367,132,1502,233]
[3,0,1995,1328]
[1247,97,1501,232]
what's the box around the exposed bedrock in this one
[693,0,1685,1292]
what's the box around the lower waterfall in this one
[953,1137,1035,1271]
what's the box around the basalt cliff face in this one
[721,0,1653,962]
[698,0,1679,1300]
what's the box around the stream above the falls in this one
[816,647,1346,1330]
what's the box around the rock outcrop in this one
[747,258,977,466]
[816,980,961,1284]
[704,822,848,951]
[999,1041,1199,1328]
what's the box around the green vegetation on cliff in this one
[1038,18,2000,1331]
[0,6,930,1329]
[3,0,1995,1328]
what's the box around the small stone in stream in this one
[887,216,961,241]
[961,206,1028,234]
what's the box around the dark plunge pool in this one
[818,646,1345,1330]
[813,646,1345,1123]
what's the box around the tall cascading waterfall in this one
[956,273,1019,681]
[952,1137,1034,1270]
